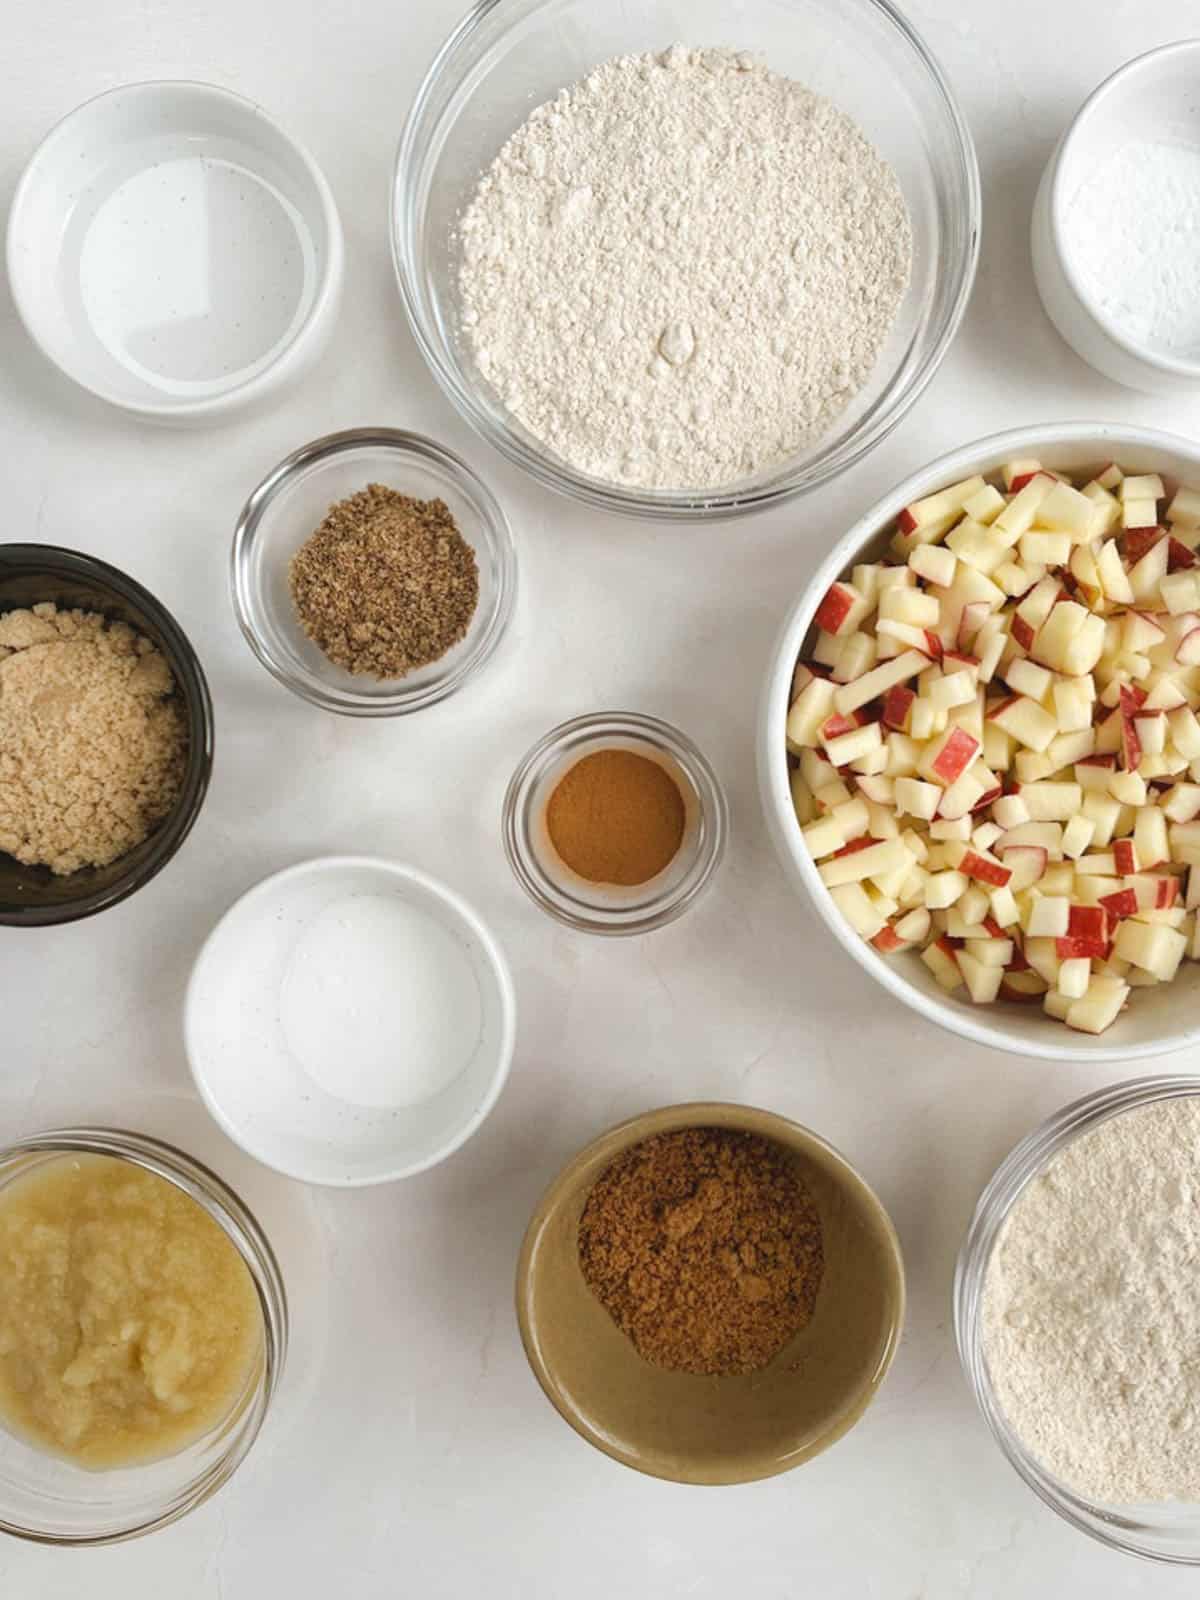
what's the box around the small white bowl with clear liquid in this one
[7,81,343,423]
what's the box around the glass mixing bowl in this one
[955,1076,1200,1565]
[392,0,980,521]
[0,1129,287,1545]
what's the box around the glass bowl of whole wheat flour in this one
[392,0,979,521]
[956,1075,1200,1565]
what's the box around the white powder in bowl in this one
[1064,139,1200,360]
[982,1096,1200,1504]
[457,45,912,492]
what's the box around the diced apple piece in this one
[997,844,1048,891]
[894,777,941,822]
[879,587,940,628]
[1128,536,1170,603]
[897,475,987,536]
[994,474,1056,541]
[909,544,957,587]
[1065,973,1129,1033]
[1122,473,1165,504]
[918,727,981,787]
[832,631,876,684]
[1134,806,1169,868]
[947,520,1010,576]
[1168,485,1200,526]
[936,769,986,820]
[1058,957,1091,999]
[953,847,1012,888]
[1003,458,1044,490]
[1109,771,1147,807]
[1020,529,1072,567]
[1113,920,1187,982]
[1164,783,1200,823]
[1134,714,1166,756]
[957,949,1004,1004]
[1034,480,1098,539]
[1023,937,1062,986]
[1006,657,1053,700]
[818,836,910,888]
[925,870,968,910]
[895,907,931,944]
[921,938,964,990]
[833,650,927,717]
[1021,782,1083,822]
[823,723,883,768]
[829,882,887,940]
[787,677,836,750]
[814,581,871,637]
[1014,575,1062,644]
[928,669,977,711]
[964,485,1007,524]
[802,815,845,858]
[1052,675,1095,733]
[992,793,1030,829]
[1161,570,1200,616]
[1096,539,1135,604]
[790,770,816,825]
[988,695,1058,753]
[1027,896,1070,937]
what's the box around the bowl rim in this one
[5,78,344,421]
[0,1125,287,1546]
[230,426,518,717]
[0,542,214,927]
[1047,41,1200,382]
[953,1073,1200,1564]
[390,0,981,522]
[183,853,518,1186]
[756,420,1200,1062]
[515,1099,906,1485]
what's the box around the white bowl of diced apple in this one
[759,423,1200,1061]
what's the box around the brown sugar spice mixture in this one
[0,604,186,875]
[578,1127,824,1376]
[545,748,685,886]
[289,484,479,679]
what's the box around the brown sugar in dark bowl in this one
[0,545,213,927]
[516,1102,905,1485]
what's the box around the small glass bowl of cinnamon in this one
[502,711,727,935]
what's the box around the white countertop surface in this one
[4,0,1200,1592]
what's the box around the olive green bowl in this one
[515,1102,905,1485]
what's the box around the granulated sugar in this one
[458,45,912,491]
[982,1096,1200,1504]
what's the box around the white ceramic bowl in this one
[185,857,516,1185]
[758,422,1200,1063]
[7,81,343,422]
[1032,43,1200,395]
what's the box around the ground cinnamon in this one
[578,1128,824,1376]
[545,748,685,886]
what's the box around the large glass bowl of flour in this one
[955,1076,1200,1565]
[392,0,979,521]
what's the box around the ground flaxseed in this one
[288,485,479,679]
[578,1127,824,1376]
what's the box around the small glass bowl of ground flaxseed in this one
[231,429,516,716]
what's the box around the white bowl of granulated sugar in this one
[1033,41,1200,395]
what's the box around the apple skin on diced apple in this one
[1113,839,1138,875]
[1011,615,1035,652]
[927,727,980,785]
[1176,627,1200,665]
[1123,526,1164,565]
[870,923,905,952]
[1100,886,1139,920]
[815,582,865,636]
[1168,538,1198,572]
[1121,715,1142,772]
[956,849,1012,887]
[882,685,915,730]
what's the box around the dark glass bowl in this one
[0,545,213,926]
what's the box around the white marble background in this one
[3,0,1200,1592]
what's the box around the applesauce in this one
[0,1153,262,1469]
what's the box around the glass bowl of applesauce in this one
[0,1129,288,1545]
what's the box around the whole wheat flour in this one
[457,45,912,491]
[982,1097,1200,1503]
[0,604,186,875]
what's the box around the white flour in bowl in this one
[983,1096,1200,1504]
[457,45,912,492]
